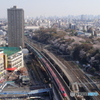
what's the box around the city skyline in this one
[0,0,100,18]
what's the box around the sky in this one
[0,0,100,18]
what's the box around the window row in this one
[8,63,22,68]
[12,60,22,66]
[12,56,22,62]
[8,56,22,63]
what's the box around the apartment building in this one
[0,47,24,71]
[8,6,24,47]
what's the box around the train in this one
[25,43,68,98]
[37,52,67,98]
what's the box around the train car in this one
[40,57,67,98]
[26,43,68,98]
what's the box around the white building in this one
[0,50,6,81]
[0,47,24,71]
[25,26,40,32]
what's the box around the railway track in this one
[32,59,43,85]
[24,37,100,100]
[40,52,76,100]
[26,56,46,87]
[25,41,77,100]
[57,61,100,100]
[43,49,100,100]
[61,61,100,100]
[25,62,36,85]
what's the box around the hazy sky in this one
[0,0,100,18]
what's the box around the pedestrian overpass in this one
[0,88,51,95]
[0,81,51,95]
[0,81,18,92]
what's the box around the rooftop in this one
[0,47,20,56]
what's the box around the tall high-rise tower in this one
[7,6,24,47]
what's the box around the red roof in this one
[6,67,17,71]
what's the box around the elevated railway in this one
[25,42,75,100]
[43,48,100,100]
[40,51,76,100]
[24,37,100,100]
